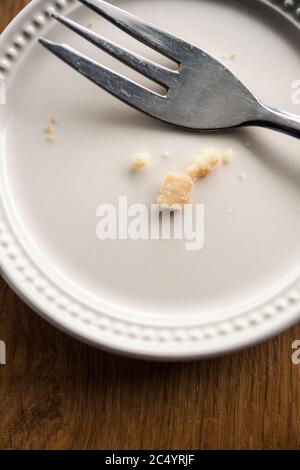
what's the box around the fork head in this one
[39,0,263,131]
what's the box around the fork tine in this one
[77,0,191,62]
[39,39,166,116]
[50,13,176,87]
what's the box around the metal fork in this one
[39,0,300,138]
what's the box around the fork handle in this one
[254,105,300,139]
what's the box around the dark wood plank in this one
[0,0,300,450]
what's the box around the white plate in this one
[0,0,300,360]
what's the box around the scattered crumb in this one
[223,149,234,164]
[235,222,241,228]
[186,149,222,180]
[222,52,237,61]
[131,153,149,171]
[227,209,233,214]
[162,151,170,158]
[208,152,221,169]
[245,141,251,147]
[43,117,58,142]
[157,173,193,208]
[88,22,93,28]
[239,172,246,181]
[43,123,54,134]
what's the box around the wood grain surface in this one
[1,0,300,450]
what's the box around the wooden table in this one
[1,0,300,450]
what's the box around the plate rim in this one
[1,0,300,360]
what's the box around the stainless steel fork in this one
[40,0,300,138]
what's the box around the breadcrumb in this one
[186,149,222,180]
[132,153,149,171]
[222,52,237,61]
[43,117,58,142]
[223,149,234,164]
[157,173,193,208]
[239,172,246,181]
[43,123,54,134]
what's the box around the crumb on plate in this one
[223,149,234,164]
[157,173,193,208]
[239,172,246,181]
[43,123,54,134]
[131,153,149,171]
[222,52,237,61]
[43,117,58,142]
[186,149,222,180]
